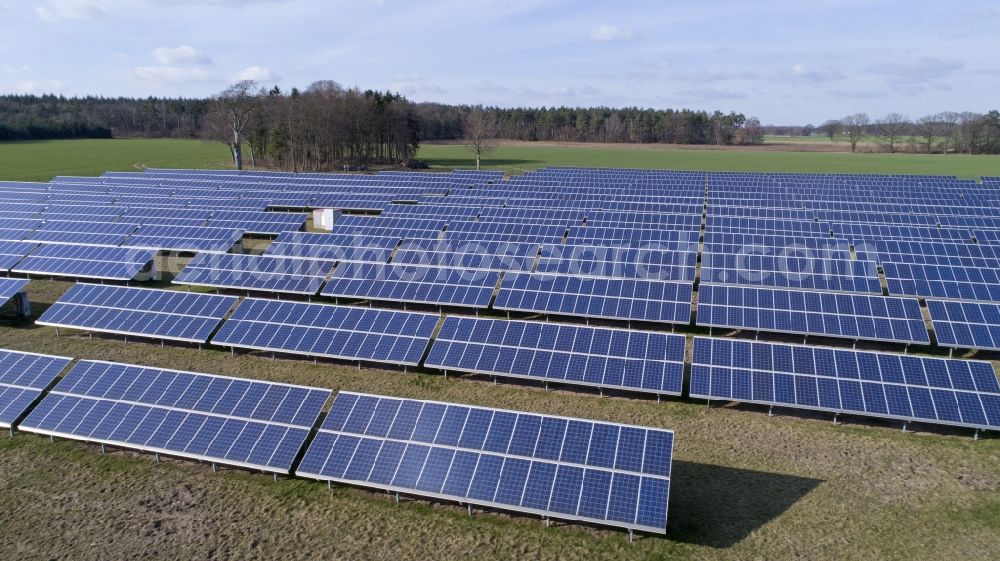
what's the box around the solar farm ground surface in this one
[3,138,1000,181]
[0,279,998,561]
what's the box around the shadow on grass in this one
[421,158,544,169]
[667,460,822,548]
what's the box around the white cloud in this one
[12,79,67,94]
[590,25,633,42]
[789,63,843,83]
[868,57,964,85]
[230,66,275,82]
[133,66,213,83]
[153,45,211,65]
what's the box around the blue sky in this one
[1,0,997,124]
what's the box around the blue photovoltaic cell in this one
[884,263,1000,303]
[425,316,686,395]
[928,300,1000,350]
[18,360,331,473]
[211,298,438,366]
[297,392,674,533]
[12,244,156,281]
[697,284,929,344]
[0,349,72,429]
[0,278,30,309]
[37,284,238,343]
[690,337,1000,430]
[174,253,335,295]
[321,263,499,308]
[495,273,692,324]
[701,254,881,294]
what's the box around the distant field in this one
[0,138,232,182]
[418,142,1000,179]
[1,138,999,182]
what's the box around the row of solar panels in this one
[32,280,1000,352]
[0,350,672,533]
[25,283,1000,433]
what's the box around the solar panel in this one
[174,253,335,295]
[697,285,929,344]
[0,349,71,429]
[122,225,244,253]
[297,392,674,533]
[392,240,538,272]
[536,245,697,281]
[690,337,1000,430]
[18,360,331,473]
[884,263,1000,303]
[495,273,692,324]
[24,221,137,246]
[425,316,685,395]
[265,232,398,262]
[0,278,30,309]
[701,254,881,293]
[927,300,1000,350]
[12,244,156,281]
[321,263,499,308]
[211,298,438,366]
[37,284,238,343]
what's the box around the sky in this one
[0,0,997,124]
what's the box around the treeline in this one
[0,94,209,140]
[414,105,763,145]
[0,90,764,156]
[816,111,1000,155]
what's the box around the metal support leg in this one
[832,413,839,425]
[273,473,278,482]
[768,405,773,417]
[974,429,980,441]
[629,529,634,543]
[395,492,400,504]
[212,463,217,473]
[467,504,472,516]
[50,435,54,443]
[155,453,160,463]
[544,517,550,528]
[328,481,332,490]
[101,443,106,455]
[55,327,60,337]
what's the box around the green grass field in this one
[1,138,998,181]
[0,138,232,182]
[417,143,1000,179]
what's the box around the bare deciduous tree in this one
[876,112,909,153]
[841,113,870,153]
[820,119,841,141]
[464,107,497,170]
[915,114,944,153]
[208,80,259,170]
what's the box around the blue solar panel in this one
[536,245,697,281]
[697,285,929,344]
[0,241,38,272]
[321,263,499,308]
[690,337,1000,430]
[884,263,1000,303]
[495,273,692,324]
[701,254,881,293]
[24,221,137,246]
[19,360,331,473]
[265,231,398,262]
[0,349,72,429]
[927,300,1000,350]
[174,253,335,295]
[297,392,674,533]
[122,225,244,253]
[0,278,30,309]
[425,316,685,395]
[37,284,238,343]
[12,244,156,281]
[392,240,538,272]
[211,298,438,366]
